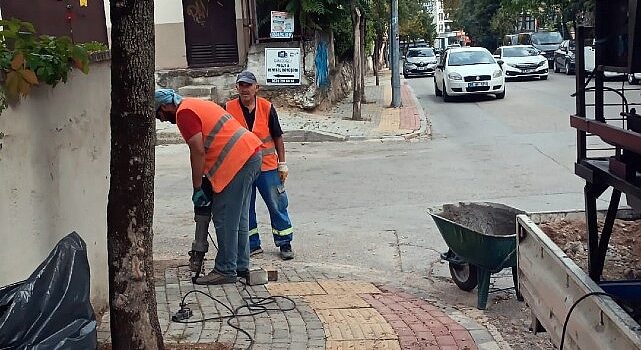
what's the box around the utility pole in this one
[390,0,401,107]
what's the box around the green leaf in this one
[21,21,36,33]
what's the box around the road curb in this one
[403,83,432,140]
[283,129,347,142]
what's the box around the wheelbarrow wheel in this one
[449,262,478,292]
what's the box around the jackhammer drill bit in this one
[189,210,211,283]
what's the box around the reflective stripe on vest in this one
[206,128,247,178]
[177,98,262,193]
[261,136,277,156]
[203,114,232,151]
[226,97,279,171]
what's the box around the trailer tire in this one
[449,262,478,291]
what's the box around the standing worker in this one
[155,89,262,284]
[226,71,295,260]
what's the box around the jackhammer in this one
[188,178,213,283]
[188,205,210,283]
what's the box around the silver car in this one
[403,47,438,78]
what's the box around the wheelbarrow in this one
[428,202,525,309]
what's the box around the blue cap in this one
[236,71,257,84]
[154,89,183,111]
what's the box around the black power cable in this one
[173,232,296,349]
[559,291,614,350]
[172,275,296,350]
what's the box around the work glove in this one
[192,187,211,207]
[278,162,289,183]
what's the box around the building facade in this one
[105,0,253,70]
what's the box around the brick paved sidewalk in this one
[97,260,498,350]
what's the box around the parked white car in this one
[584,45,625,78]
[434,47,505,101]
[493,45,548,80]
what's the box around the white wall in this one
[0,62,111,312]
[103,0,184,27]
[104,0,188,69]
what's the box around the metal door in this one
[0,0,108,43]
[183,0,239,67]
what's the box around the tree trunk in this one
[360,12,367,103]
[108,1,164,349]
[373,37,380,86]
[352,2,362,120]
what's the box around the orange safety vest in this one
[177,98,262,193]
[226,97,278,171]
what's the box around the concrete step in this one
[178,85,217,99]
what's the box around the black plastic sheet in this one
[0,232,97,349]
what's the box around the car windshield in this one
[448,51,495,66]
[407,48,435,57]
[503,47,539,57]
[531,32,562,45]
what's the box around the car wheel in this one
[565,61,573,75]
[496,89,506,99]
[442,81,452,102]
[403,74,409,79]
[540,75,548,80]
[554,60,560,73]
[628,73,639,85]
[434,78,442,96]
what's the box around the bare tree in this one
[351,1,363,120]
[107,0,164,349]
[360,11,367,103]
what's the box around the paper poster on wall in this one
[265,48,301,85]
[270,11,294,39]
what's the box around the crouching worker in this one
[155,89,262,284]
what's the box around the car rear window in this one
[531,32,562,45]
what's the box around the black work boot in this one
[279,244,294,260]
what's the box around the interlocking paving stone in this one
[318,280,382,295]
[98,261,499,350]
[326,339,402,350]
[266,281,326,296]
[304,294,370,309]
[316,308,397,341]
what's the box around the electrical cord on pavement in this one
[172,279,296,350]
[175,234,295,350]
[559,291,614,350]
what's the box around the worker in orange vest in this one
[155,89,262,284]
[226,71,294,260]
